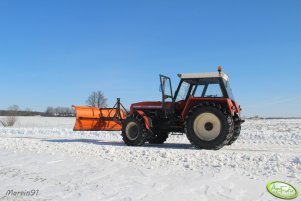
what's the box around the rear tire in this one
[185,103,234,150]
[226,119,241,145]
[121,115,147,146]
[148,131,169,144]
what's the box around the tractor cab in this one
[160,67,240,118]
[175,72,234,101]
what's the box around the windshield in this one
[224,80,235,100]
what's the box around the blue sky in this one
[0,0,300,117]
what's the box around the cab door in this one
[159,75,174,117]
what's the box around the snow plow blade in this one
[72,98,127,131]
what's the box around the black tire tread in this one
[185,102,234,150]
[226,118,241,145]
[121,114,148,146]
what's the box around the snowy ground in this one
[0,117,300,201]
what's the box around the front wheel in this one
[121,115,148,146]
[186,104,234,150]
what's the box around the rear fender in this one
[135,110,152,129]
[226,99,234,115]
[181,96,236,119]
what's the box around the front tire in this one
[121,115,148,146]
[186,104,234,150]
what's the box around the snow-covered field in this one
[0,116,300,201]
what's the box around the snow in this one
[0,117,300,201]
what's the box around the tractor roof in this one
[178,72,229,81]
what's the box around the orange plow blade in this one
[73,99,127,131]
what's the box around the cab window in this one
[175,81,190,101]
[204,84,223,97]
[193,83,223,98]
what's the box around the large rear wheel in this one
[121,115,148,146]
[226,118,241,145]
[186,103,234,150]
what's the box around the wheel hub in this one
[204,122,213,131]
[126,122,139,140]
[193,112,221,141]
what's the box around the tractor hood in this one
[131,101,163,110]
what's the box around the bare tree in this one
[45,107,54,115]
[8,105,19,112]
[0,116,17,127]
[25,108,32,112]
[86,91,107,108]
[0,105,19,127]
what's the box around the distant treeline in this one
[0,110,44,116]
[247,116,301,120]
[264,117,301,119]
[0,106,75,117]
[44,106,75,117]
[1,90,108,118]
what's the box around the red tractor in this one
[73,67,244,150]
